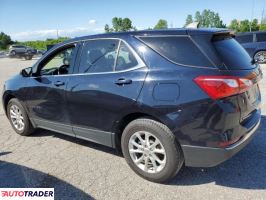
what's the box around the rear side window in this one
[235,34,253,43]
[213,38,253,70]
[79,39,119,73]
[138,36,213,67]
[79,40,140,73]
[256,33,266,42]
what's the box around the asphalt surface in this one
[0,57,265,200]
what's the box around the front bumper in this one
[181,119,261,167]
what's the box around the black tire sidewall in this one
[7,98,33,136]
[121,119,184,183]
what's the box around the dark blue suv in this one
[2,29,262,183]
[236,31,266,63]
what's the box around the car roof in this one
[60,28,230,45]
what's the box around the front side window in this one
[40,46,75,76]
[79,39,119,73]
[139,36,212,67]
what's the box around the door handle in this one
[54,81,65,87]
[115,78,132,85]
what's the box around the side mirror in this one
[21,67,32,77]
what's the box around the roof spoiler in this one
[212,31,235,41]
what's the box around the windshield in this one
[213,38,254,70]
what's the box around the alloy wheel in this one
[9,105,25,131]
[128,131,166,173]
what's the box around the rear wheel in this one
[254,50,266,64]
[121,118,184,183]
[10,50,16,56]
[7,98,35,136]
[24,55,33,60]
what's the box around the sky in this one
[0,0,265,41]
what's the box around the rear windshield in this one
[213,38,253,70]
[138,36,213,67]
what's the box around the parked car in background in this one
[8,45,37,60]
[235,31,266,63]
[9,45,37,56]
[2,29,262,183]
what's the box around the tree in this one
[121,18,132,31]
[184,14,193,26]
[154,19,168,29]
[104,24,110,33]
[0,32,12,49]
[184,9,226,28]
[228,19,260,33]
[105,17,133,32]
[228,19,239,32]
[251,19,259,31]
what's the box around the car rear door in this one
[66,38,147,147]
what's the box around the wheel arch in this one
[2,92,16,116]
[113,112,165,150]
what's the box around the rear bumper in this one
[181,119,261,167]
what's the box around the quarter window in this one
[115,41,138,71]
[139,36,212,67]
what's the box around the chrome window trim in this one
[35,37,146,77]
[30,65,147,78]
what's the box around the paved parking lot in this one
[0,57,265,200]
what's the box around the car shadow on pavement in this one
[30,128,122,157]
[169,115,266,189]
[28,116,265,190]
[0,155,95,199]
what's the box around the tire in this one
[7,98,35,136]
[254,50,266,64]
[25,55,32,60]
[121,118,184,183]
[10,50,16,56]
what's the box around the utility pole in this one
[56,29,59,39]
[261,8,265,29]
[250,0,255,32]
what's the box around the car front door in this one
[66,39,147,147]
[25,43,79,136]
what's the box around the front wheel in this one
[254,51,266,64]
[7,98,35,136]
[121,118,184,183]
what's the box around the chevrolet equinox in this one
[2,29,262,183]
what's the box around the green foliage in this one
[260,17,266,31]
[228,19,260,33]
[0,32,13,50]
[18,37,69,50]
[260,24,266,31]
[154,19,168,29]
[185,15,193,26]
[184,9,226,28]
[105,17,133,32]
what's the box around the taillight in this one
[194,76,253,100]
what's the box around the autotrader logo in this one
[0,188,54,199]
